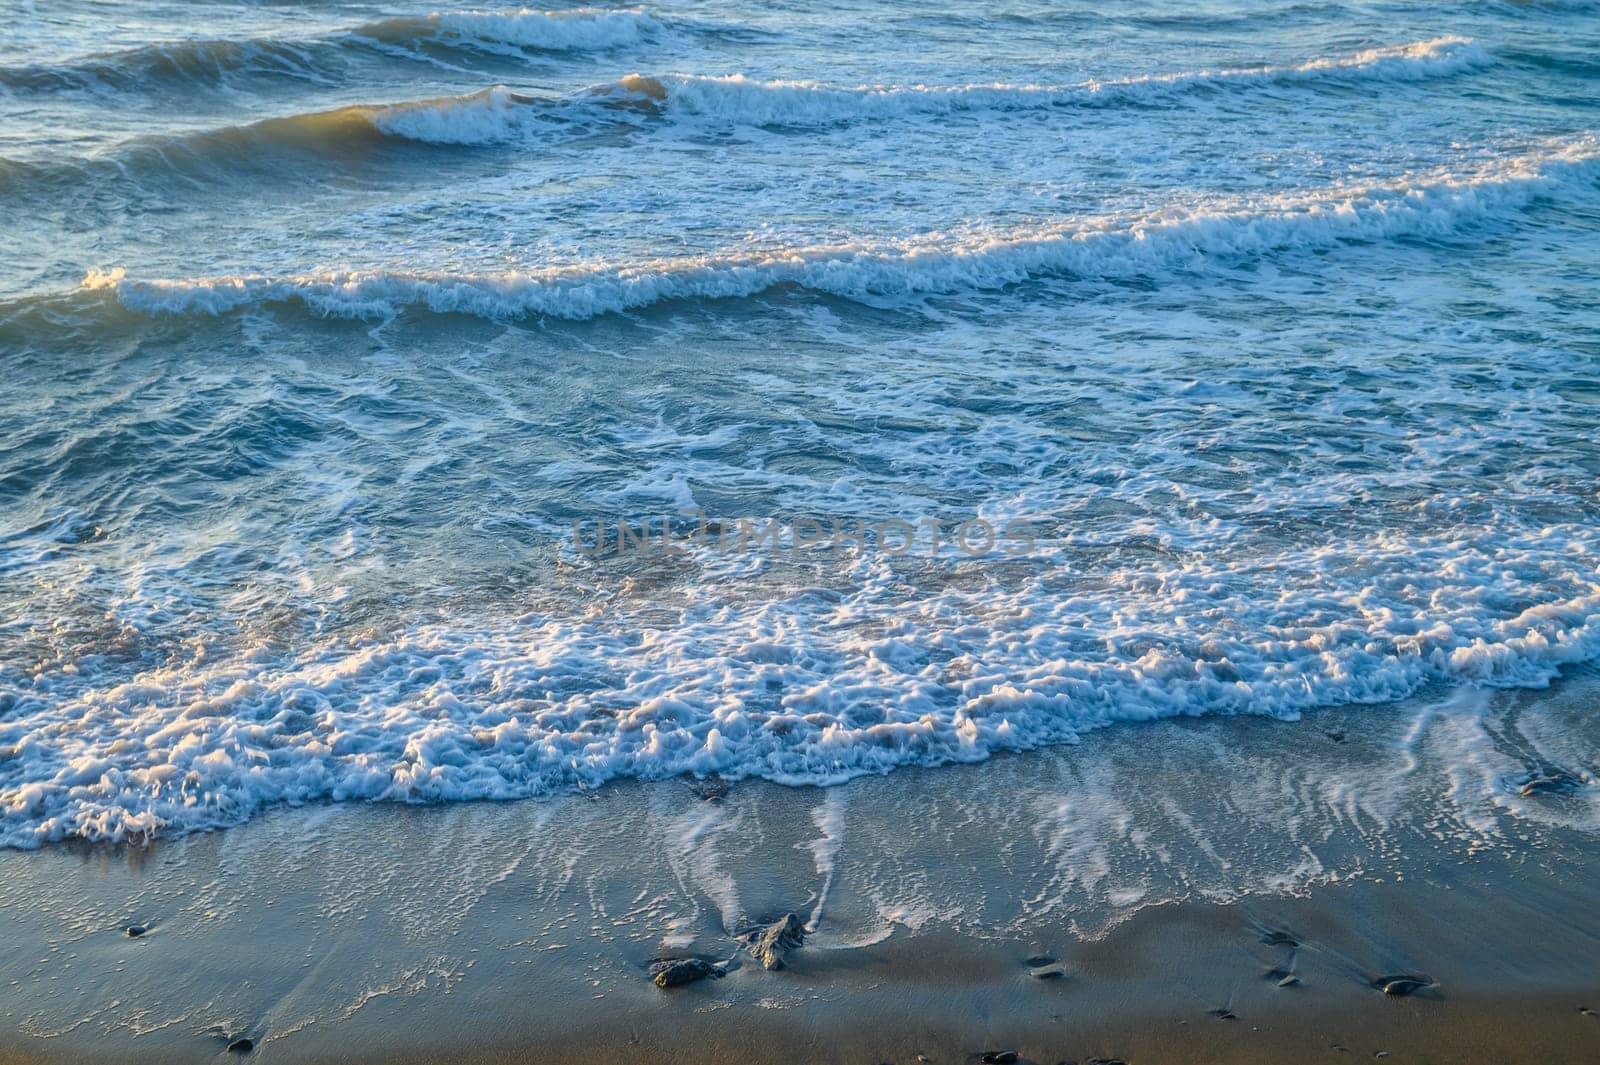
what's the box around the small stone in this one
[125,925,146,938]
[1326,731,1346,743]
[649,957,724,988]
[1024,953,1056,967]
[1579,1006,1597,1017]
[1210,1008,1239,1021]
[980,1053,1018,1065]
[1331,1044,1348,1052]
[1087,1058,1127,1065]
[226,1038,253,1054]
[1030,965,1067,980]
[740,913,805,971]
[1260,930,1298,947]
[1374,975,1431,996]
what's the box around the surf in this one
[67,137,1600,324]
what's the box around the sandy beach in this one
[3,673,1596,1064]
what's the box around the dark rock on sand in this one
[740,913,805,971]
[980,1052,1018,1064]
[1210,1007,1239,1020]
[649,957,725,988]
[1327,731,1346,743]
[1024,953,1056,967]
[1087,1058,1127,1065]
[226,1038,254,1054]
[1373,974,1433,996]
[1580,1006,1597,1017]
[125,925,146,938]
[1259,929,1298,947]
[1030,965,1067,980]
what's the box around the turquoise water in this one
[1,1,1598,846]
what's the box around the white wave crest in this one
[365,85,535,144]
[610,37,1489,126]
[84,137,1600,321]
[426,6,663,50]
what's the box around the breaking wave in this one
[0,37,1494,197]
[76,137,1600,322]
[2,518,1598,846]
[609,37,1491,126]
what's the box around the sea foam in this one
[2,520,1597,847]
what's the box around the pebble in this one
[739,913,805,971]
[125,925,146,938]
[980,1052,1018,1064]
[226,1038,253,1054]
[1374,975,1432,996]
[648,957,725,988]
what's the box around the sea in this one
[1,0,1598,848]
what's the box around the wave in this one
[358,6,664,52]
[2,517,1598,846]
[0,86,549,200]
[74,137,1600,322]
[0,37,1494,201]
[0,7,667,94]
[608,37,1490,127]
[0,37,337,93]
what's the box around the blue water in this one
[1,0,1598,846]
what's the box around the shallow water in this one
[2,0,1599,846]
[3,679,1599,1060]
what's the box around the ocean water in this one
[1,0,1598,848]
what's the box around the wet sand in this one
[1,674,1597,1064]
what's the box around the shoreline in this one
[3,874,1598,1065]
[1,675,1597,1064]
